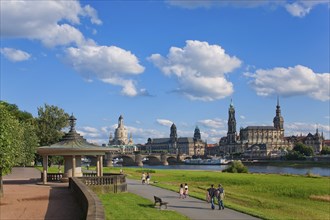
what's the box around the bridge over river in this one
[103,152,187,167]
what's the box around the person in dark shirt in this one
[207,184,217,210]
[217,184,225,210]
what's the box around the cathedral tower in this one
[193,126,201,141]
[170,123,177,142]
[273,97,284,130]
[227,99,237,144]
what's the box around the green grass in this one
[106,167,330,220]
[35,165,330,219]
[98,192,189,220]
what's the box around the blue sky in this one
[1,0,329,145]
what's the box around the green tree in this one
[19,121,39,166]
[0,106,24,197]
[1,101,39,166]
[293,142,314,156]
[36,104,69,166]
[0,101,33,122]
[36,104,69,146]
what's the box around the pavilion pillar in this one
[72,155,76,177]
[100,155,103,176]
[42,155,48,184]
[96,155,100,176]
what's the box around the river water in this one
[132,164,330,177]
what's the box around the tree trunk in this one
[0,168,3,198]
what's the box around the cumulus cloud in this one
[148,40,241,101]
[156,119,174,127]
[0,47,31,62]
[166,0,329,17]
[64,45,146,96]
[0,0,101,47]
[77,126,102,138]
[198,118,226,129]
[245,65,330,101]
[285,122,330,139]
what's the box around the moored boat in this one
[184,158,229,165]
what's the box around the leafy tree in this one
[1,101,39,166]
[36,104,69,146]
[286,150,306,160]
[19,121,39,166]
[293,142,314,156]
[0,106,24,197]
[36,104,69,166]
[0,101,33,122]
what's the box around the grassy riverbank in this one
[98,192,189,220]
[105,167,329,220]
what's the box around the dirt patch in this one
[309,195,330,202]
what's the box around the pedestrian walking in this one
[179,184,185,199]
[141,172,146,184]
[184,183,189,198]
[146,172,150,184]
[217,184,225,210]
[207,184,217,210]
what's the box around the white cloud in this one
[240,115,246,120]
[64,45,146,97]
[166,0,269,9]
[148,40,241,101]
[0,0,101,47]
[285,122,330,139]
[245,65,330,101]
[285,1,328,17]
[156,119,174,127]
[198,118,226,129]
[0,47,31,62]
[166,0,329,17]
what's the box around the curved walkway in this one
[0,167,82,220]
[127,178,259,220]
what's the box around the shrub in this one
[222,160,248,173]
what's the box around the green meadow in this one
[104,167,330,220]
[98,192,189,220]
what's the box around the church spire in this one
[227,99,237,144]
[273,97,284,130]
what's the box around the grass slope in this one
[106,167,330,220]
[98,192,189,220]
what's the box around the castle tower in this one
[273,97,284,130]
[227,99,237,144]
[170,123,177,142]
[193,126,201,141]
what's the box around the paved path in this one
[127,179,259,220]
[0,167,82,220]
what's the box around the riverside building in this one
[219,98,325,158]
[145,124,206,156]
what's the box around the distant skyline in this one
[1,0,329,145]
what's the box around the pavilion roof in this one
[37,114,108,156]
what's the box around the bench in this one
[154,196,168,209]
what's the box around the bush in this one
[222,160,248,173]
[286,151,306,160]
[320,146,330,155]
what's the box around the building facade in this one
[108,115,134,146]
[145,124,206,156]
[219,98,324,158]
